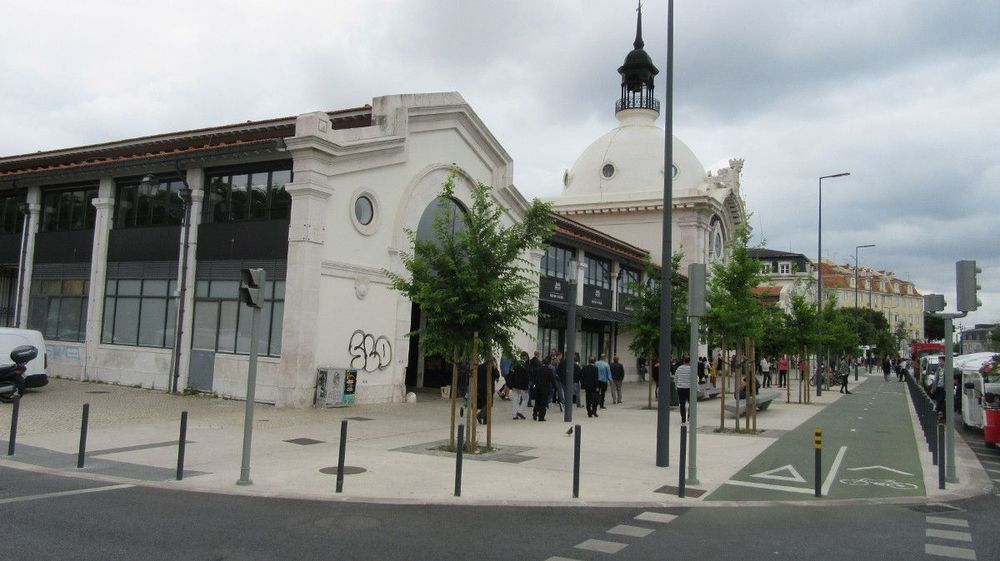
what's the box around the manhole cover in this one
[85,391,111,394]
[319,466,367,475]
[284,438,324,446]
[907,503,962,513]
[654,485,706,498]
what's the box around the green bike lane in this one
[708,376,925,501]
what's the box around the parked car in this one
[0,328,48,388]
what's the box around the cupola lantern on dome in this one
[616,3,660,114]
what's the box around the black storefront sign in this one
[539,276,570,303]
[618,292,636,313]
[583,285,612,310]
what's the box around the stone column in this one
[83,177,116,381]
[276,112,336,408]
[173,168,203,392]
[15,187,41,328]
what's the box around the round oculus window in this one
[354,195,374,226]
[671,164,678,178]
[601,163,615,178]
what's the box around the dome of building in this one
[561,108,706,203]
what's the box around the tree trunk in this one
[449,345,459,449]
[734,339,741,432]
[468,333,479,453]
[719,338,727,431]
[647,350,654,409]
[750,338,757,432]
[486,359,494,450]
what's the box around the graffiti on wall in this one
[348,330,392,372]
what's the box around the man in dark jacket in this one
[580,357,600,418]
[531,360,556,421]
[509,352,531,420]
[610,356,625,404]
[476,358,499,425]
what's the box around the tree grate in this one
[284,438,324,446]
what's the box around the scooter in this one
[0,345,39,403]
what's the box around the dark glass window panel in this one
[135,183,153,226]
[28,297,48,332]
[71,191,86,230]
[270,171,292,220]
[117,184,137,228]
[58,191,74,231]
[45,298,60,338]
[195,280,209,298]
[150,181,168,225]
[112,298,140,345]
[40,280,61,296]
[63,279,86,297]
[192,301,219,350]
[249,172,268,219]
[235,303,252,354]
[143,279,169,297]
[165,297,177,348]
[118,280,141,296]
[58,298,82,340]
[102,297,115,343]
[209,280,239,299]
[258,302,272,354]
[41,193,58,232]
[85,190,98,229]
[229,174,248,220]
[217,301,238,352]
[105,279,117,296]
[80,298,88,342]
[273,281,285,300]
[204,176,230,224]
[585,255,611,288]
[138,298,167,347]
[269,302,283,356]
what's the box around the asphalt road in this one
[2,465,997,561]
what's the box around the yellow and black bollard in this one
[814,427,822,497]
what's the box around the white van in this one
[0,328,48,388]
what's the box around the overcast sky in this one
[2,0,997,331]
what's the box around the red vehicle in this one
[912,342,945,364]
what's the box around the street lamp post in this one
[816,172,850,397]
[142,173,193,394]
[564,258,579,423]
[854,243,875,381]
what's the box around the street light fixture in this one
[564,257,578,423]
[816,172,850,397]
[854,243,875,381]
[142,172,194,394]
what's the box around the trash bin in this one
[984,402,1000,447]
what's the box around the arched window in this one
[416,196,467,243]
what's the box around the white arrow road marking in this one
[751,464,807,483]
[847,465,914,476]
[822,446,848,496]
[722,480,814,494]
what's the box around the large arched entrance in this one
[404,195,466,389]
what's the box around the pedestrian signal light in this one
[924,293,945,313]
[240,268,265,309]
[956,260,982,312]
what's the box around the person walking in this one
[675,357,692,423]
[531,358,556,421]
[839,359,851,394]
[760,356,772,388]
[777,355,789,388]
[881,356,891,381]
[610,355,625,404]
[596,353,612,409]
[509,352,530,420]
[580,357,600,418]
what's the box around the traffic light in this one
[924,293,945,313]
[240,268,265,309]
[688,262,708,317]
[956,260,982,312]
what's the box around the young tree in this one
[924,312,946,341]
[387,170,553,451]
[623,253,688,408]
[704,225,766,431]
[785,289,818,403]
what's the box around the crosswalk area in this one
[925,515,976,560]
[544,511,678,561]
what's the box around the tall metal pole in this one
[14,203,30,327]
[171,187,192,394]
[943,317,957,482]
[854,244,874,381]
[237,270,265,486]
[816,173,850,397]
[564,263,577,424]
[687,315,699,484]
[656,0,675,469]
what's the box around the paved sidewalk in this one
[0,375,990,507]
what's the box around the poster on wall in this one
[316,367,358,407]
[343,369,357,404]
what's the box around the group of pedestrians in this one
[499,350,627,421]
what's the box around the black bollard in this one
[7,395,20,456]
[937,422,946,490]
[454,424,464,497]
[572,424,581,498]
[814,427,822,497]
[77,403,90,469]
[176,411,188,481]
[336,419,348,493]
[678,423,687,498]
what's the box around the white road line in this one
[607,525,654,538]
[574,539,627,554]
[722,479,814,494]
[926,516,969,528]
[634,512,677,524]
[822,446,848,496]
[925,543,977,560]
[927,528,973,542]
[978,458,1000,465]
[0,484,134,505]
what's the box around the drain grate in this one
[907,503,962,513]
[654,485,706,498]
[319,466,367,475]
[345,416,374,422]
[284,438,324,446]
